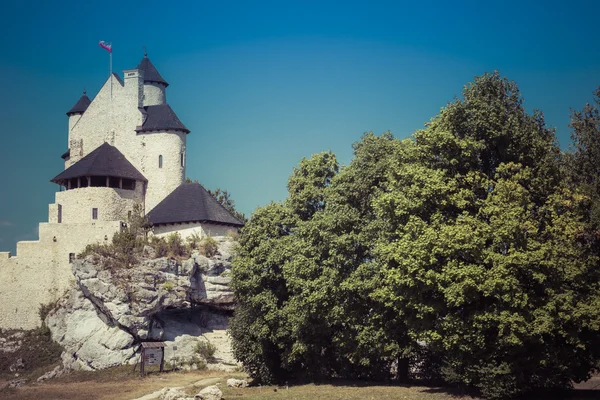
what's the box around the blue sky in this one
[0,0,599,253]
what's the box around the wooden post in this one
[160,348,165,373]
[140,347,145,377]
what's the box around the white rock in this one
[226,378,248,388]
[195,385,222,400]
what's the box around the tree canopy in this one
[229,73,600,399]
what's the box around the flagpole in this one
[110,50,113,98]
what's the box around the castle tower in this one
[65,91,91,159]
[137,53,168,106]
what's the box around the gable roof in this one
[136,104,190,134]
[66,91,91,116]
[147,183,244,227]
[136,55,168,86]
[51,142,147,183]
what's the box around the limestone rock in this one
[9,358,25,372]
[159,387,188,400]
[37,365,67,382]
[195,385,222,400]
[8,378,27,388]
[226,378,248,388]
[46,238,237,371]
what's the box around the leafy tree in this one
[372,73,600,398]
[230,73,600,399]
[567,87,600,235]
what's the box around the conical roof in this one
[147,183,244,227]
[51,142,147,184]
[136,55,168,86]
[66,91,91,116]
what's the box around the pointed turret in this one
[66,91,91,116]
[136,54,169,86]
[137,53,168,106]
[66,90,91,136]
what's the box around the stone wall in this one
[53,185,144,224]
[153,222,238,240]
[143,82,166,106]
[139,130,186,212]
[0,220,122,330]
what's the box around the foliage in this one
[195,339,217,360]
[567,86,600,237]
[199,237,219,257]
[127,203,153,238]
[230,72,600,399]
[0,328,63,380]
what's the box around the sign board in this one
[144,348,162,366]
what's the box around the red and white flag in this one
[99,41,112,53]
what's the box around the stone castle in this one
[0,54,243,330]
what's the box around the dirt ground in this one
[1,367,598,400]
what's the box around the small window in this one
[69,253,75,263]
[92,208,98,220]
[122,179,136,190]
[180,152,184,167]
[159,155,163,168]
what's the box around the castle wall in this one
[140,130,186,212]
[153,222,238,240]
[53,186,144,224]
[0,221,122,330]
[143,82,166,106]
[66,76,138,168]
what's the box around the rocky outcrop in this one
[46,238,238,371]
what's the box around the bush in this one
[199,237,219,258]
[195,339,216,360]
[166,232,187,258]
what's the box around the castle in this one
[0,54,243,330]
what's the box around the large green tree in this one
[372,73,600,398]
[230,73,600,399]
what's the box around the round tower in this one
[137,53,168,106]
[66,90,91,133]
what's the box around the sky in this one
[0,0,599,253]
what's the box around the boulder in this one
[195,385,222,400]
[226,378,248,388]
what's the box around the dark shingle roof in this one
[66,91,91,116]
[51,142,147,183]
[136,104,190,134]
[61,149,70,160]
[147,183,244,227]
[136,55,168,86]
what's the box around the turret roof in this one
[136,104,190,134]
[136,55,168,86]
[66,91,91,116]
[146,183,244,227]
[51,142,147,184]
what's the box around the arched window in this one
[159,155,163,168]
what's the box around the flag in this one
[99,41,112,53]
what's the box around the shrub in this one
[149,236,168,257]
[195,339,216,360]
[162,281,175,291]
[199,237,219,258]
[166,232,187,258]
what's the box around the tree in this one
[372,73,600,398]
[567,87,600,236]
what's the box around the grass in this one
[1,366,598,400]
